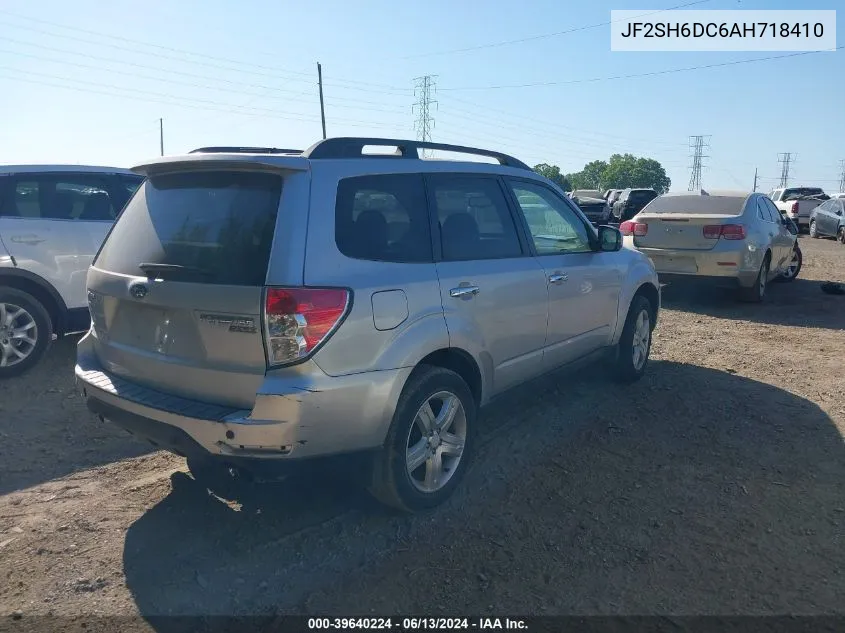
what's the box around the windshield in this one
[782,188,827,201]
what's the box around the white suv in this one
[0,165,144,377]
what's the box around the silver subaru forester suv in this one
[75,138,660,512]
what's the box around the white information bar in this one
[610,10,837,52]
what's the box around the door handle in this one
[548,273,568,284]
[450,286,480,298]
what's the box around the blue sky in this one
[0,0,842,192]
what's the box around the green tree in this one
[602,153,671,194]
[533,163,571,191]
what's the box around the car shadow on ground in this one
[0,335,151,495]
[123,360,844,621]
[660,278,845,331]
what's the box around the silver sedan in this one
[621,190,799,302]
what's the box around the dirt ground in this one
[1,236,843,627]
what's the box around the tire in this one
[838,227,845,245]
[775,246,802,283]
[809,220,818,238]
[368,365,476,513]
[612,294,654,384]
[739,255,770,303]
[0,287,53,379]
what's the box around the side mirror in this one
[598,225,623,252]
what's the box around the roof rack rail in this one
[302,137,531,170]
[189,146,303,155]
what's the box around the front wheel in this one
[775,246,802,283]
[809,220,818,238]
[0,287,53,379]
[612,295,654,384]
[369,366,476,512]
[838,227,845,245]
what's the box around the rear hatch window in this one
[95,171,282,285]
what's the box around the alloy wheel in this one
[405,391,467,493]
[0,302,39,368]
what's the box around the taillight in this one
[620,221,648,236]
[703,224,746,240]
[263,287,350,366]
[790,202,799,214]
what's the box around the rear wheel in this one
[809,220,818,238]
[612,295,654,384]
[776,246,802,283]
[838,227,845,245]
[739,256,769,303]
[0,287,53,379]
[369,366,476,512]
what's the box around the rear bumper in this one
[634,245,762,288]
[75,335,412,463]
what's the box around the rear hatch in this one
[632,194,746,251]
[87,167,289,408]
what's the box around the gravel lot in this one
[1,236,843,628]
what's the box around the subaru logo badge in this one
[129,282,149,300]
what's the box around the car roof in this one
[0,164,140,176]
[131,137,535,177]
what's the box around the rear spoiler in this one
[131,153,309,177]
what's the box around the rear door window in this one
[94,170,283,286]
[1,173,131,221]
[334,174,432,263]
[427,175,523,261]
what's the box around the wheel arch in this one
[0,268,68,335]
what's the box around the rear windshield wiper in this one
[138,262,214,280]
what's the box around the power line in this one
[438,46,845,91]
[0,10,411,93]
[413,76,438,157]
[688,136,710,191]
[0,72,411,133]
[0,47,409,115]
[404,0,711,58]
[442,96,688,149]
[778,153,794,188]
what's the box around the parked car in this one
[770,187,828,232]
[569,189,612,225]
[827,192,845,200]
[75,138,660,512]
[620,189,800,302]
[606,189,623,211]
[809,197,845,243]
[0,165,143,377]
[613,188,658,223]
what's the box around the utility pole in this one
[777,153,793,188]
[687,135,710,191]
[317,62,327,140]
[413,75,438,157]
[753,167,758,192]
[159,118,164,156]
[838,159,845,193]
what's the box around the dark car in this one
[809,197,845,243]
[613,188,658,222]
[569,189,612,225]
